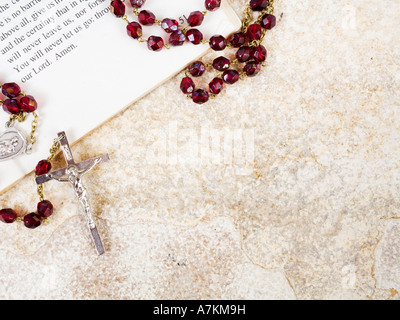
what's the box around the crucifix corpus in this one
[35,131,110,256]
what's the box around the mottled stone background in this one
[0,0,399,300]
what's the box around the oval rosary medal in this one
[0,123,28,161]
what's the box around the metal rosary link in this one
[47,137,61,161]
[241,5,253,33]
[26,112,39,154]
[36,137,61,203]
[267,0,276,14]
[7,105,39,154]
[8,111,26,124]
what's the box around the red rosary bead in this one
[20,95,38,113]
[222,70,240,84]
[37,200,54,218]
[252,45,267,62]
[205,0,221,11]
[244,61,262,77]
[260,14,276,30]
[127,22,143,39]
[130,0,146,7]
[110,0,125,18]
[180,77,196,94]
[2,99,21,114]
[161,18,179,33]
[236,46,253,63]
[35,160,52,176]
[209,78,224,95]
[192,89,209,104]
[1,82,21,98]
[247,24,262,41]
[250,0,268,11]
[147,36,164,51]
[209,35,227,51]
[229,32,246,48]
[212,56,230,71]
[138,10,156,26]
[186,29,203,45]
[187,11,204,27]
[23,213,41,229]
[169,30,186,46]
[188,61,206,77]
[0,209,17,224]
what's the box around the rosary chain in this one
[241,5,253,33]
[27,112,39,149]
[113,0,216,50]
[47,137,61,162]
[36,137,61,202]
[8,112,27,124]
[37,184,45,202]
[7,111,39,150]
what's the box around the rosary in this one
[0,0,277,256]
[0,84,109,256]
[110,0,276,104]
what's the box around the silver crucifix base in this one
[90,226,105,256]
[35,131,110,256]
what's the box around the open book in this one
[0,0,241,192]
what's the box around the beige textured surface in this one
[1,0,400,300]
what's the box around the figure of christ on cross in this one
[35,132,110,256]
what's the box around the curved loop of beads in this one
[180,0,277,104]
[110,0,222,51]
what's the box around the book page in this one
[0,0,241,192]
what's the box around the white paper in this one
[0,0,241,192]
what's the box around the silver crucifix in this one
[35,131,110,256]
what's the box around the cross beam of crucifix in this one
[35,131,110,256]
